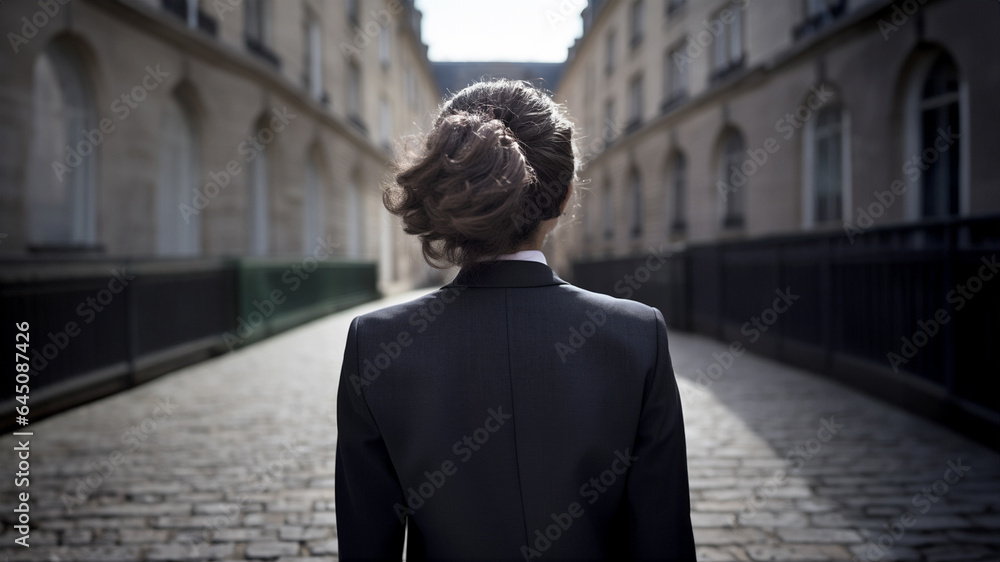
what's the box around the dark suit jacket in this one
[335,259,695,561]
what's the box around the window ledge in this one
[660,92,688,114]
[348,114,368,134]
[710,56,745,85]
[245,37,281,68]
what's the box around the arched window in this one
[718,129,747,229]
[669,152,687,235]
[157,96,200,255]
[919,53,960,218]
[27,40,96,248]
[808,105,845,224]
[248,117,270,256]
[629,166,643,238]
[302,152,324,252]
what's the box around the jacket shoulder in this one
[351,287,463,329]
[554,283,661,322]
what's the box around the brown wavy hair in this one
[383,79,577,269]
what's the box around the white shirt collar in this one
[492,249,548,265]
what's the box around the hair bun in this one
[384,80,576,269]
[389,111,538,247]
[436,111,536,195]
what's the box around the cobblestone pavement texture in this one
[2,289,998,561]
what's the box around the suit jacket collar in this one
[443,259,569,289]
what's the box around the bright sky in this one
[414,0,585,62]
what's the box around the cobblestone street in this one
[2,289,998,561]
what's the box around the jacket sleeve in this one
[335,316,406,560]
[625,307,696,560]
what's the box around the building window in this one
[711,4,743,79]
[795,0,847,39]
[718,130,746,229]
[584,65,595,109]
[629,167,643,238]
[245,0,266,42]
[404,67,416,110]
[304,14,323,101]
[27,40,97,249]
[810,105,844,224]
[604,99,617,144]
[347,0,359,26]
[378,22,391,68]
[245,0,279,66]
[629,0,644,49]
[379,98,392,151]
[379,198,396,283]
[918,53,960,219]
[583,192,593,244]
[664,41,688,109]
[602,182,614,241]
[805,0,836,18]
[157,96,200,255]
[248,117,270,256]
[348,61,364,131]
[669,152,687,235]
[627,75,643,133]
[605,30,616,75]
[184,0,197,28]
[160,0,218,35]
[347,170,364,258]
[303,153,324,253]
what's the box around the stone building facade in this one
[0,0,442,292]
[550,0,999,272]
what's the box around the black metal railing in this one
[0,256,379,430]
[572,215,1000,447]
